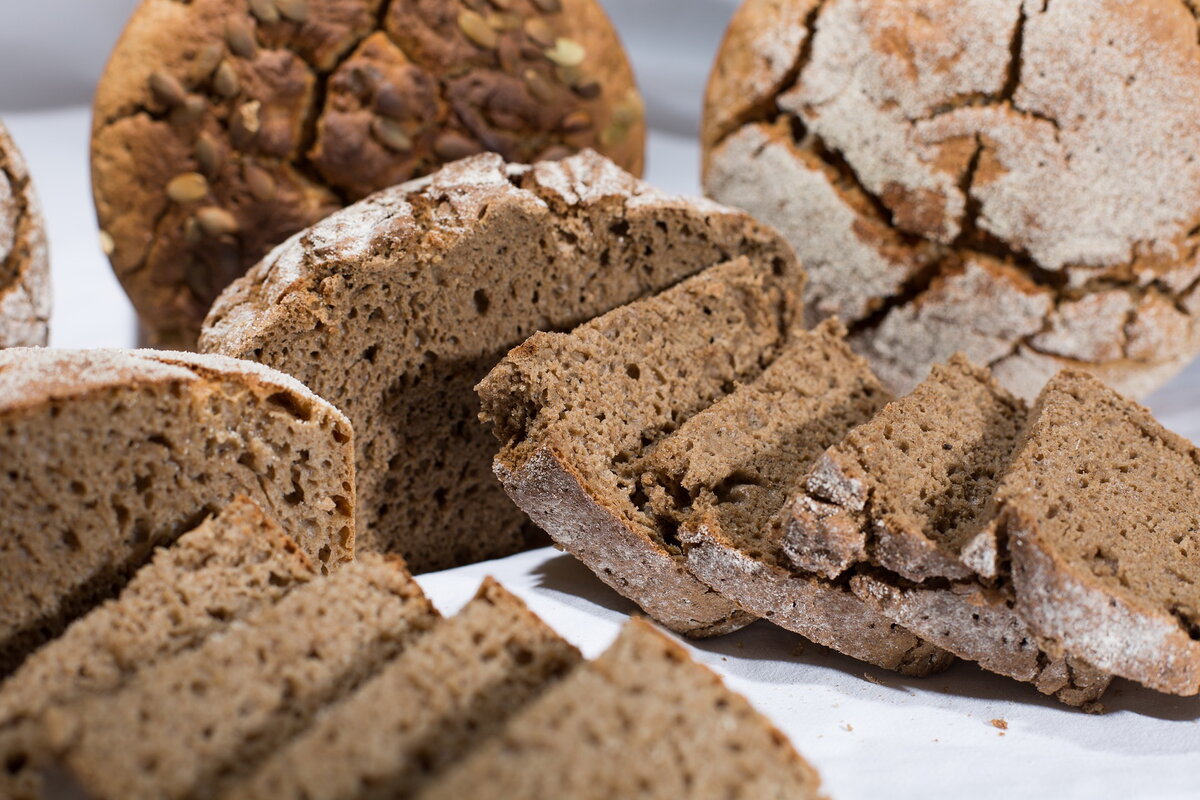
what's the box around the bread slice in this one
[648,322,950,675]
[414,618,823,800]
[781,357,1110,705]
[223,578,582,800]
[1000,371,1200,696]
[478,258,801,636]
[0,496,316,800]
[200,150,799,573]
[0,348,354,676]
[39,554,437,800]
[0,119,50,349]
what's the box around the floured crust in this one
[704,0,1200,399]
[0,121,50,349]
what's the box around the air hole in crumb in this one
[284,488,306,505]
[267,392,313,422]
[626,364,640,380]
[362,345,378,364]
[69,480,86,496]
[318,545,332,563]
[61,529,81,551]
[5,752,28,774]
[473,289,490,315]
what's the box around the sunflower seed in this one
[195,206,240,237]
[372,117,413,153]
[243,163,277,201]
[531,0,562,12]
[544,38,585,67]
[167,172,210,203]
[213,60,240,98]
[458,10,498,49]
[226,18,257,59]
[249,0,280,23]
[99,230,115,256]
[149,71,187,107]
[275,0,309,23]
[523,17,554,46]
[238,100,262,135]
[560,110,592,132]
[434,132,482,161]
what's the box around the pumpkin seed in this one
[275,0,309,23]
[434,132,482,161]
[167,172,210,203]
[531,0,562,12]
[560,110,592,132]
[226,18,257,59]
[195,132,220,175]
[148,70,186,107]
[458,10,498,49]
[372,117,413,152]
[195,206,240,237]
[488,12,521,31]
[249,0,280,23]
[572,80,601,99]
[523,68,557,103]
[213,60,240,98]
[244,163,277,201]
[99,230,115,256]
[544,37,585,67]
[523,17,555,46]
[170,95,208,126]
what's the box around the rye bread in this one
[0,348,354,677]
[0,120,49,349]
[200,150,798,573]
[414,618,823,800]
[782,356,1110,706]
[1000,371,1200,696]
[224,578,581,800]
[0,496,316,800]
[39,553,437,800]
[648,321,951,675]
[478,257,801,636]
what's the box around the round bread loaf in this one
[93,0,644,348]
[703,0,1200,400]
[0,121,49,349]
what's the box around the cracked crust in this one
[704,0,1200,399]
[0,121,50,349]
[93,0,644,348]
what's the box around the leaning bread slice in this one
[39,554,437,800]
[781,357,1109,705]
[478,258,800,637]
[415,618,822,800]
[0,496,316,800]
[0,119,50,349]
[1000,371,1200,696]
[224,578,582,800]
[0,348,355,676]
[646,322,949,675]
[200,150,799,574]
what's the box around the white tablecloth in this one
[11,106,1200,800]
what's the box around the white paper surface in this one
[8,104,1200,800]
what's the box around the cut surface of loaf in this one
[650,321,950,675]
[224,578,582,800]
[782,357,1110,706]
[478,257,802,636]
[201,150,799,573]
[0,120,49,348]
[1000,371,1200,696]
[0,496,316,800]
[39,553,437,800]
[0,348,355,677]
[414,618,823,800]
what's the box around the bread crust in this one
[0,121,49,349]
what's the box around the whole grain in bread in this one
[202,150,798,573]
[0,348,354,676]
[478,258,802,636]
[39,553,437,800]
[0,120,49,349]
[999,371,1200,696]
[93,0,644,348]
[414,618,823,800]
[703,0,1200,400]
[224,578,581,800]
[0,496,316,800]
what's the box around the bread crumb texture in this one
[0,120,49,349]
[704,0,1200,399]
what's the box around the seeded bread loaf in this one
[0,121,49,349]
[703,0,1200,400]
[93,0,644,348]
[0,497,316,800]
[0,347,354,677]
[781,357,1110,706]
[224,578,581,800]
[202,150,799,572]
[1000,371,1200,696]
[479,257,803,636]
[648,321,951,675]
[415,618,823,800]
[40,553,437,800]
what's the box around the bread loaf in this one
[0,121,49,349]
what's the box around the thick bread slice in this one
[200,150,799,574]
[39,554,437,800]
[479,258,802,637]
[0,497,315,800]
[647,322,949,675]
[0,348,355,676]
[1000,371,1200,696]
[414,618,823,800]
[224,578,582,800]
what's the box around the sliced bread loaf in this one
[0,496,315,800]
[478,257,801,636]
[39,553,436,800]
[414,618,823,800]
[224,578,582,800]
[1000,371,1200,696]
[647,321,950,675]
[200,150,798,573]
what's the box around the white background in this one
[3,2,1198,798]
